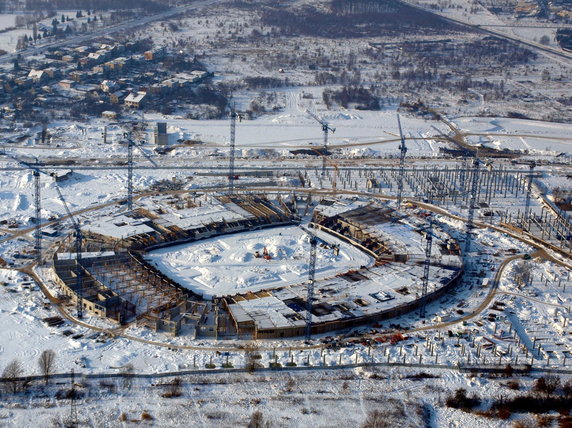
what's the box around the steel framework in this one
[464,156,481,254]
[307,110,335,177]
[305,232,317,340]
[229,108,239,194]
[34,169,41,264]
[523,161,536,230]
[55,184,83,319]
[127,135,134,211]
[396,114,407,209]
[420,219,433,318]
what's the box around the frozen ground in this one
[5,97,449,160]
[7,92,572,166]
[146,225,373,298]
[454,116,572,154]
[0,366,550,428]
[0,11,111,53]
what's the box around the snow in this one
[0,1,571,424]
[454,116,572,154]
[145,225,373,298]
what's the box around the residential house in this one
[124,91,147,109]
[110,90,126,104]
[28,69,47,83]
[59,79,75,89]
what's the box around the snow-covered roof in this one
[84,214,155,239]
[125,92,147,103]
[28,70,45,80]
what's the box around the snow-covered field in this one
[146,225,373,298]
[0,365,549,428]
[454,116,572,154]
[0,1,571,424]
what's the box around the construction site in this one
[3,108,570,345]
[49,191,462,339]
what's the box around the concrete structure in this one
[51,195,463,339]
[154,122,168,146]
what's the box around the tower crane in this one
[305,229,317,340]
[306,110,335,177]
[120,122,159,211]
[228,106,242,194]
[396,114,407,210]
[464,156,480,255]
[2,152,46,265]
[126,133,133,211]
[420,218,433,318]
[523,161,536,230]
[54,183,84,319]
[464,151,491,255]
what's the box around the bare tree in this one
[2,359,24,394]
[361,410,390,428]
[38,349,56,385]
[534,375,561,396]
[161,377,182,398]
[248,410,269,428]
[243,342,261,373]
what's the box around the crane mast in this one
[305,231,317,340]
[420,219,433,318]
[229,108,240,194]
[54,185,83,319]
[306,110,335,177]
[464,155,481,255]
[127,134,133,211]
[2,153,45,264]
[396,114,407,209]
[523,161,536,230]
[34,169,41,264]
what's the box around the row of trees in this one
[1,349,55,394]
[323,85,380,110]
[23,0,165,12]
[259,0,466,39]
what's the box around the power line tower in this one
[55,185,83,319]
[126,134,133,211]
[34,168,41,265]
[305,232,317,340]
[306,110,335,177]
[228,107,240,194]
[523,161,536,230]
[69,368,78,428]
[420,219,433,318]
[464,154,481,255]
[396,114,407,209]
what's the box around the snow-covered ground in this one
[454,116,572,154]
[0,365,552,428]
[146,225,373,298]
[0,11,111,53]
